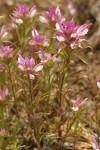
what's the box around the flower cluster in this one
[29,28,49,48]
[0,46,13,59]
[11,4,36,24]
[39,53,56,63]
[56,19,92,49]
[39,7,65,25]
[17,54,44,79]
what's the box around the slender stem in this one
[47,67,51,100]
[28,77,41,150]
[32,130,42,150]
[58,59,67,110]
[59,70,65,109]
[28,77,33,107]
[8,64,16,103]
[7,64,19,117]
[95,101,99,133]
[0,106,4,128]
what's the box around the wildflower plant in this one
[0,3,99,150]
[11,4,36,24]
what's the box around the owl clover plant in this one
[0,3,99,150]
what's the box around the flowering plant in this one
[0,3,99,150]
[56,19,92,49]
[11,4,36,24]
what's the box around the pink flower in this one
[29,28,49,47]
[0,46,13,58]
[17,54,44,79]
[0,129,6,135]
[0,64,5,72]
[39,6,65,25]
[11,4,36,24]
[72,98,88,111]
[0,86,8,101]
[56,18,92,49]
[17,54,35,71]
[39,53,56,63]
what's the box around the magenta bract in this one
[29,28,49,47]
[11,4,36,24]
[39,6,65,25]
[0,46,13,58]
[56,18,92,49]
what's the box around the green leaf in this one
[74,52,89,65]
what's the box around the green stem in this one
[59,70,65,109]
[28,77,33,107]
[0,106,4,128]
[8,64,16,103]
[28,77,41,150]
